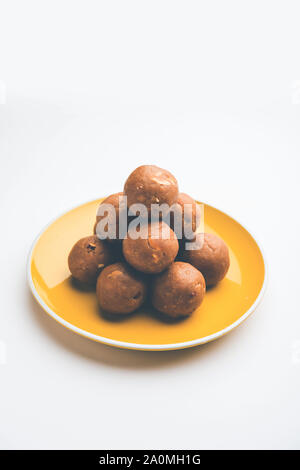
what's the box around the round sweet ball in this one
[170,192,201,240]
[68,235,114,284]
[152,261,206,318]
[182,233,230,286]
[123,221,179,274]
[94,192,126,242]
[96,262,148,314]
[124,165,179,213]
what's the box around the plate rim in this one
[27,198,268,351]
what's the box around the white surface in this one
[0,0,299,450]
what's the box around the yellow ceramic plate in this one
[28,199,266,351]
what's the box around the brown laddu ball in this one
[124,165,179,214]
[152,261,206,318]
[96,262,148,314]
[94,192,127,242]
[68,235,114,284]
[170,192,201,241]
[182,233,230,286]
[123,221,179,274]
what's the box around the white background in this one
[0,0,300,450]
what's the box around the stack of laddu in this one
[68,165,230,320]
